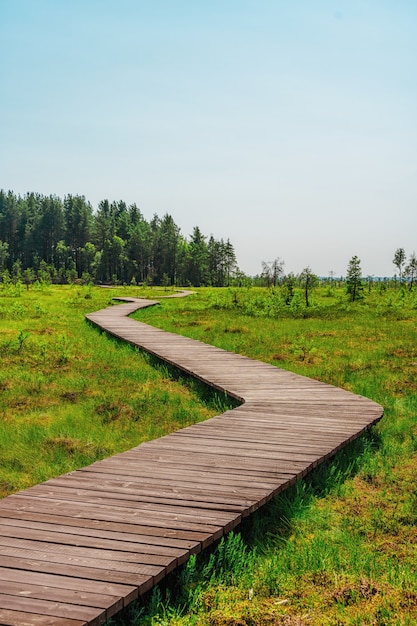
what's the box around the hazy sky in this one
[1,0,416,277]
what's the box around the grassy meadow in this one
[1,283,417,625]
[0,283,227,496]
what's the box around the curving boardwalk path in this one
[0,297,383,625]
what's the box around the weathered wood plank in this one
[0,554,153,590]
[0,594,104,626]
[0,608,86,626]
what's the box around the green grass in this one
[1,284,417,625]
[0,284,229,495]
[115,286,417,626]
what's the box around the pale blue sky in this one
[1,0,416,277]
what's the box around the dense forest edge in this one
[0,190,240,287]
[2,190,416,297]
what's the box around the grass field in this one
[1,283,416,625]
[130,286,417,626]
[0,284,228,496]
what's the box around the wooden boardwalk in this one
[0,297,383,625]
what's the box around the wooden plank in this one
[0,543,168,577]
[19,484,246,517]
[0,608,85,626]
[0,531,172,569]
[138,437,327,461]
[0,523,190,563]
[0,579,118,614]
[0,568,132,613]
[97,445,311,471]
[26,487,248,515]
[5,495,230,534]
[0,507,212,548]
[0,512,203,553]
[0,595,104,626]
[0,555,153,590]
[44,475,260,508]
[83,458,295,483]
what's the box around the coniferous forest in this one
[0,190,241,287]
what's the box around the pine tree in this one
[224,239,237,286]
[152,214,179,285]
[0,241,9,271]
[346,255,364,302]
[188,226,209,286]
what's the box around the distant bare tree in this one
[404,252,417,289]
[299,267,319,307]
[393,248,406,283]
[261,257,285,287]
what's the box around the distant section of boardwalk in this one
[0,296,383,625]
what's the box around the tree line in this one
[345,249,417,300]
[0,190,240,287]
[258,250,417,307]
[1,190,415,294]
